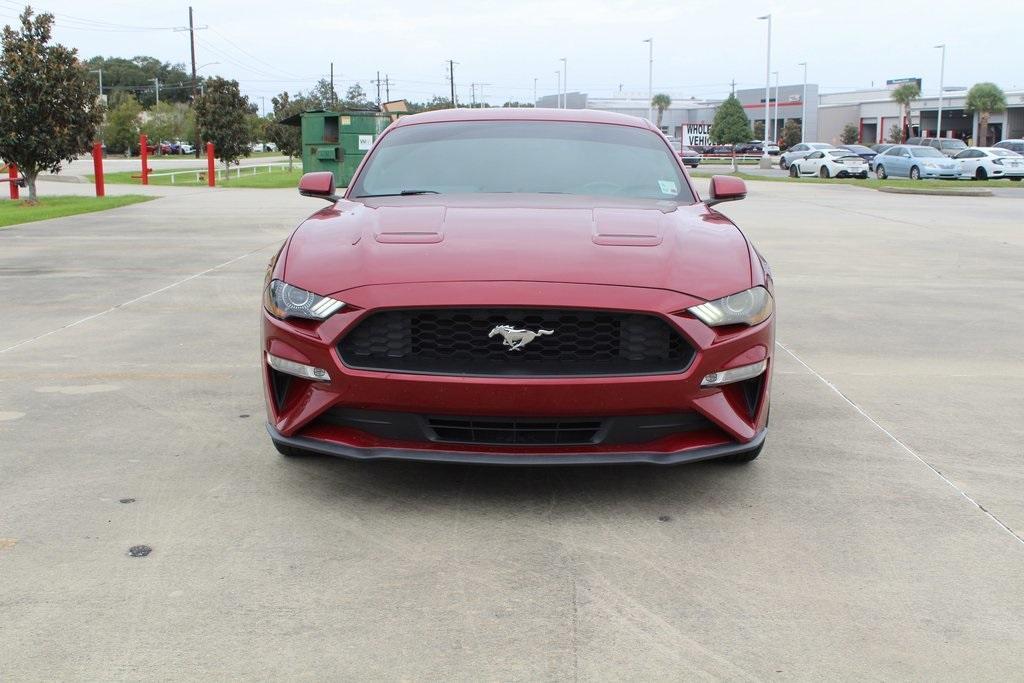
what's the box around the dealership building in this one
[538,81,1024,147]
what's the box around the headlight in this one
[688,286,773,327]
[264,279,344,320]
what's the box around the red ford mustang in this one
[262,108,774,465]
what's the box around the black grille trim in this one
[428,417,603,446]
[337,307,695,377]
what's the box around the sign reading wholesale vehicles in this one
[681,123,712,147]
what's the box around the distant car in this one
[678,147,701,168]
[734,142,760,154]
[789,149,869,179]
[178,142,195,155]
[953,147,1024,181]
[925,138,968,157]
[993,139,1024,155]
[873,145,959,179]
[905,137,923,146]
[840,144,877,162]
[779,142,835,170]
[703,144,733,155]
[159,141,179,155]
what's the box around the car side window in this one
[791,144,805,152]
[884,148,899,156]
[901,148,911,157]
[806,151,821,159]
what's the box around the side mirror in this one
[298,171,339,202]
[706,175,746,207]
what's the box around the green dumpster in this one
[280,109,395,188]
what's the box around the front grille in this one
[428,417,602,445]
[337,308,694,376]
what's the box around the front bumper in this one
[920,167,959,178]
[263,281,774,464]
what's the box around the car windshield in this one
[828,151,857,158]
[991,148,1020,157]
[941,140,966,149]
[810,143,832,149]
[844,145,870,153]
[351,121,694,202]
[911,147,945,158]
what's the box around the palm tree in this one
[889,83,920,143]
[965,82,1007,147]
[651,93,672,130]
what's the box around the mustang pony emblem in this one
[488,324,554,351]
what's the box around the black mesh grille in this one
[428,417,602,445]
[338,308,694,376]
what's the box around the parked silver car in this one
[779,142,837,170]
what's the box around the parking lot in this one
[2,180,1023,678]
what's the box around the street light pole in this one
[643,38,653,122]
[772,70,779,142]
[152,78,160,105]
[555,70,561,108]
[798,62,807,142]
[757,14,772,168]
[935,44,946,138]
[533,77,538,106]
[560,57,567,109]
[90,69,103,100]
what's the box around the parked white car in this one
[789,149,869,179]
[953,147,1024,181]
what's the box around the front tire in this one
[910,166,921,180]
[876,165,887,179]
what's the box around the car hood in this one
[282,194,754,302]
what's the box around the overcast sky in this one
[6,0,1023,109]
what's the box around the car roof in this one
[391,107,657,131]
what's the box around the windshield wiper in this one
[356,190,440,197]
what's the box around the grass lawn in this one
[690,169,1024,191]
[95,166,302,189]
[0,195,153,228]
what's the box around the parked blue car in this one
[873,145,959,180]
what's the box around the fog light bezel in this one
[266,352,331,382]
[701,359,767,388]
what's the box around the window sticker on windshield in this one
[658,180,678,195]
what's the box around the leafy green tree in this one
[343,82,369,108]
[104,94,142,156]
[0,7,103,201]
[887,124,903,143]
[780,119,801,149]
[501,101,535,108]
[889,83,920,142]
[710,94,753,171]
[194,77,252,167]
[965,82,1007,146]
[142,101,193,152]
[308,78,338,110]
[651,93,671,130]
[840,123,859,144]
[267,91,305,170]
[753,120,765,141]
[84,55,194,107]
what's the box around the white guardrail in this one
[146,161,294,184]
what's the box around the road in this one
[1,180,1022,679]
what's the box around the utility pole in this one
[935,44,946,138]
[560,57,567,108]
[730,78,736,95]
[374,70,381,105]
[330,62,335,109]
[175,7,207,158]
[642,39,653,122]
[478,83,490,108]
[90,69,103,100]
[152,78,160,105]
[533,77,538,106]
[555,70,561,108]
[385,74,390,102]
[757,14,772,168]
[470,83,477,108]
[447,60,457,106]
[772,70,779,142]
[798,62,807,142]
[259,96,266,117]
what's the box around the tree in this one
[267,91,304,170]
[0,7,103,202]
[840,123,859,144]
[965,82,1007,147]
[753,120,765,141]
[889,83,920,143]
[84,55,194,107]
[104,94,142,156]
[343,82,369,108]
[887,124,903,143]
[781,119,801,149]
[710,94,753,171]
[142,101,194,152]
[195,77,251,167]
[501,101,535,108]
[651,93,671,130]
[308,78,338,110]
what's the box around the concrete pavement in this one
[1,181,1022,679]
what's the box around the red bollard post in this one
[206,142,215,187]
[139,133,149,185]
[92,142,105,197]
[8,163,18,200]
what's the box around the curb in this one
[878,186,992,197]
